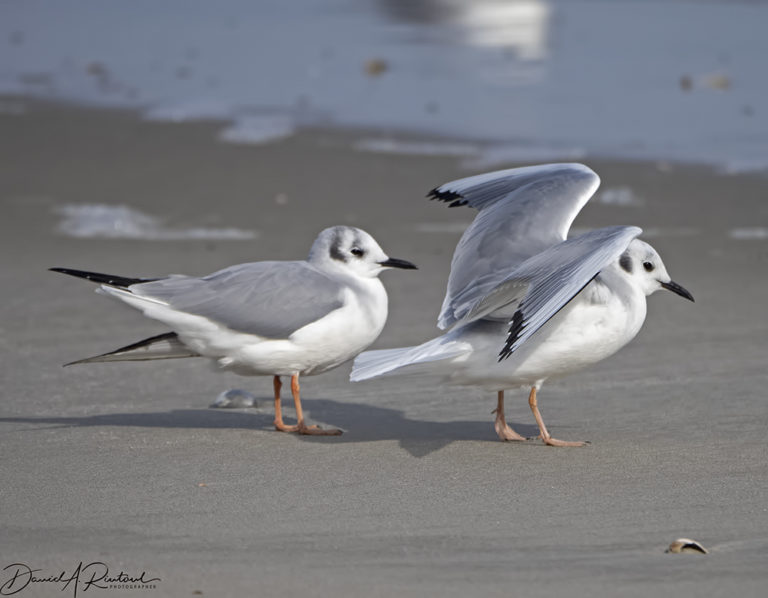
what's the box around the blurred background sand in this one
[1,1,767,596]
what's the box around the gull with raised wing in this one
[351,164,693,446]
[52,225,416,436]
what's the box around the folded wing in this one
[129,261,346,339]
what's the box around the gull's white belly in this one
[232,287,388,376]
[449,281,647,390]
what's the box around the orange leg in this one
[273,375,299,432]
[290,374,342,436]
[492,390,526,441]
[528,386,588,447]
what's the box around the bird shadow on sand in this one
[0,398,540,458]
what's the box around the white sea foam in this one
[729,228,768,240]
[719,159,768,175]
[55,204,257,240]
[355,138,479,158]
[414,222,474,234]
[597,186,644,207]
[463,144,587,170]
[217,115,295,145]
[143,99,232,122]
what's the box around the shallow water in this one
[1,0,767,170]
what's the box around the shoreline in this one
[5,94,764,176]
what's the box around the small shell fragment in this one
[209,389,258,409]
[364,58,389,77]
[665,538,708,554]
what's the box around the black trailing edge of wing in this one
[49,267,160,288]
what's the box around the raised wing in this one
[130,261,346,339]
[429,164,600,329]
[493,226,642,359]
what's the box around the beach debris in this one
[86,61,108,78]
[704,73,731,91]
[210,388,258,409]
[364,58,389,77]
[665,538,709,554]
[679,72,731,92]
[86,61,117,93]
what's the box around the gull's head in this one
[618,239,694,301]
[308,226,417,278]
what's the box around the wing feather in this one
[129,261,346,339]
[495,226,642,359]
[431,164,601,329]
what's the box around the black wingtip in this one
[426,187,468,208]
[498,308,525,362]
[49,267,158,288]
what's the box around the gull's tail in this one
[49,267,161,288]
[350,336,469,382]
[65,332,199,366]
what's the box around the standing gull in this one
[52,225,416,435]
[351,164,694,446]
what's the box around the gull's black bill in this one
[661,280,694,302]
[379,257,418,270]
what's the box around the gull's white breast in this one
[241,277,389,376]
[446,270,648,390]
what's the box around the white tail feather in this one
[350,337,470,381]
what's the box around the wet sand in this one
[1,99,767,597]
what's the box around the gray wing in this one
[429,164,600,329]
[130,261,346,339]
[470,226,641,359]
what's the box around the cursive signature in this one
[1,562,160,597]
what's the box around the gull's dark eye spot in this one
[643,261,654,272]
[619,254,633,274]
[351,247,365,258]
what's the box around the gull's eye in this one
[350,247,365,258]
[643,261,654,272]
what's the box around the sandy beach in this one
[1,99,767,597]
